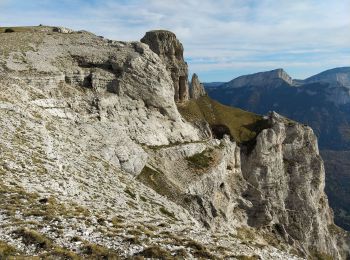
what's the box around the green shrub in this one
[4,28,15,33]
[185,149,213,169]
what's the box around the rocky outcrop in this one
[190,73,206,99]
[241,112,345,258]
[141,111,349,259]
[141,30,189,102]
[0,28,200,178]
[0,27,348,259]
[224,68,293,88]
[53,26,73,33]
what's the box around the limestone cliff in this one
[0,26,348,259]
[241,112,347,258]
[224,68,293,89]
[190,73,207,99]
[141,30,190,102]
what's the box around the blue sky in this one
[1,0,349,82]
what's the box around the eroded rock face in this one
[0,30,200,177]
[141,30,189,102]
[225,68,293,88]
[141,111,349,259]
[241,112,344,258]
[190,73,206,99]
[0,27,348,259]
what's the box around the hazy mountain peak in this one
[305,66,350,88]
[225,68,293,88]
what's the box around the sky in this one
[0,0,349,82]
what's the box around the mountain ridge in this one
[205,66,350,237]
[223,68,293,89]
[0,26,348,259]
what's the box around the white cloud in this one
[0,0,349,81]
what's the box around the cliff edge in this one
[0,26,348,259]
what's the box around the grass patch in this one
[235,255,261,260]
[0,241,17,258]
[0,26,52,33]
[44,246,80,260]
[309,250,333,260]
[135,246,173,259]
[137,166,182,200]
[178,96,269,144]
[14,228,52,250]
[235,227,256,242]
[186,240,216,259]
[81,242,120,259]
[159,207,177,220]
[124,188,136,200]
[185,149,213,169]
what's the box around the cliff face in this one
[241,112,344,257]
[141,30,190,102]
[190,73,207,99]
[305,67,350,89]
[0,26,348,259]
[224,68,293,89]
[206,67,350,232]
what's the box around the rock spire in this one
[141,30,189,102]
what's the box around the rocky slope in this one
[206,68,350,233]
[0,26,348,259]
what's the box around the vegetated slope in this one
[0,26,348,259]
[206,68,350,232]
[177,96,270,143]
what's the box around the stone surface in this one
[0,27,348,259]
[141,30,189,102]
[53,26,74,33]
[205,66,350,233]
[190,73,206,99]
[241,112,347,258]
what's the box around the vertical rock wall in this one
[141,30,189,102]
[190,73,206,99]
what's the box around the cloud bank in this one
[1,0,349,81]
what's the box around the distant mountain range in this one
[205,66,350,230]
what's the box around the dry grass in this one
[185,148,213,169]
[81,242,120,259]
[0,241,17,258]
[13,228,52,250]
[137,166,182,200]
[0,26,55,33]
[134,246,173,259]
[178,96,269,143]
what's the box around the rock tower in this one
[141,30,189,102]
[190,73,206,99]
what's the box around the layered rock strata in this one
[0,27,348,259]
[141,30,189,102]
